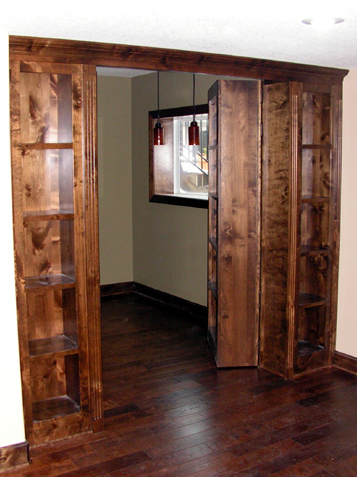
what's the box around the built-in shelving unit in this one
[10,61,92,444]
[295,86,335,373]
[260,81,342,379]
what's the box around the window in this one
[149,104,209,208]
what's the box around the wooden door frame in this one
[9,35,348,434]
[9,36,347,83]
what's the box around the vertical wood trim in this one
[9,60,34,442]
[83,64,103,431]
[0,441,29,470]
[329,85,343,363]
[260,82,291,377]
[286,84,302,378]
[72,65,91,422]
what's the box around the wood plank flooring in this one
[3,293,357,476]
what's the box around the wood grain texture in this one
[83,64,103,432]
[209,80,261,367]
[261,81,342,379]
[260,82,291,377]
[10,61,94,445]
[334,351,357,375]
[2,294,356,475]
[9,36,348,85]
[329,84,343,364]
[0,441,29,470]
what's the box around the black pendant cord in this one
[157,71,160,126]
[193,74,196,123]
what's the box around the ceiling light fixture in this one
[189,74,200,146]
[302,17,344,28]
[154,71,164,146]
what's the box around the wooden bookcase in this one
[10,61,102,444]
[7,38,348,456]
[207,80,261,367]
[260,82,342,379]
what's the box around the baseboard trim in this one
[333,351,357,375]
[0,441,29,470]
[100,281,207,321]
[100,281,135,298]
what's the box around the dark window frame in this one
[149,104,209,209]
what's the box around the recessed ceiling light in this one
[302,17,345,28]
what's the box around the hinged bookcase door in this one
[10,60,102,444]
[207,80,261,367]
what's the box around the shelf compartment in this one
[301,144,332,150]
[297,340,324,356]
[208,281,218,300]
[296,305,327,371]
[20,143,73,150]
[299,293,326,308]
[25,274,75,289]
[302,91,331,146]
[21,148,74,214]
[30,353,80,420]
[301,202,329,250]
[209,237,218,251]
[20,71,73,144]
[23,219,75,280]
[301,245,329,256]
[26,286,77,344]
[33,395,80,422]
[302,149,331,199]
[301,196,330,204]
[300,254,328,303]
[23,210,74,223]
[208,147,218,197]
[208,90,218,147]
[29,335,78,357]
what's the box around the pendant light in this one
[189,73,199,146]
[154,71,164,145]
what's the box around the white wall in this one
[336,69,357,356]
[0,29,25,447]
[98,75,133,285]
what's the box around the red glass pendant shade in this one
[154,122,164,145]
[189,121,200,146]
[189,74,199,146]
[154,71,164,145]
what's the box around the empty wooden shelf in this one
[10,60,102,444]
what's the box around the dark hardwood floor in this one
[4,293,357,476]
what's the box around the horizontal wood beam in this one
[9,36,348,85]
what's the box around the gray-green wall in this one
[98,71,227,306]
[98,76,133,285]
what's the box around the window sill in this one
[150,194,208,209]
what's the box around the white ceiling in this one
[5,0,357,70]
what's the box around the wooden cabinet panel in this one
[260,81,342,378]
[10,60,102,444]
[207,80,261,367]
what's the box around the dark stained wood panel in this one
[10,60,96,445]
[2,294,356,473]
[260,82,292,377]
[209,80,261,367]
[9,36,348,85]
[83,64,103,432]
